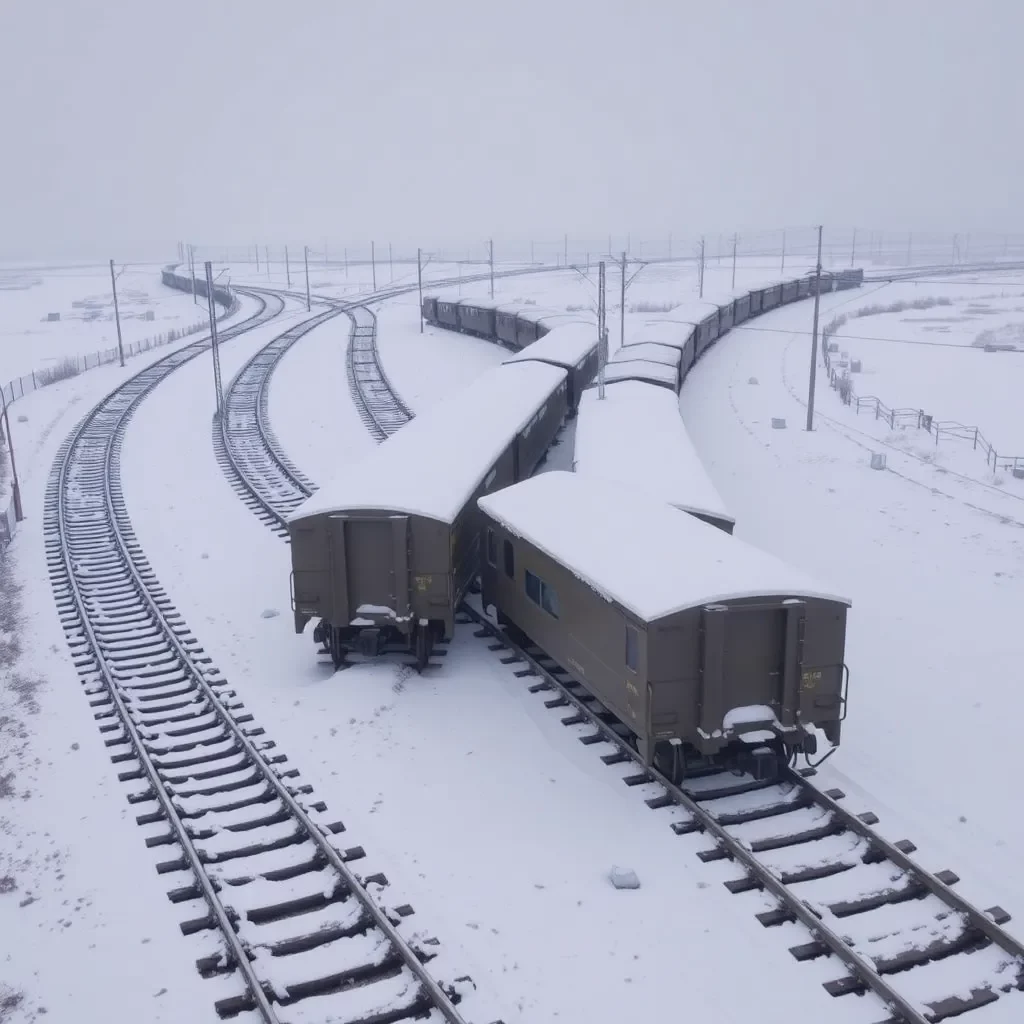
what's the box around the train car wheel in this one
[329,626,346,670]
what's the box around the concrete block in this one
[771,418,786,429]
[871,452,887,471]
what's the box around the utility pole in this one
[109,259,126,368]
[805,225,824,432]
[204,262,224,419]
[731,234,738,289]
[189,244,197,304]
[371,241,377,291]
[952,233,958,265]
[620,251,627,352]
[780,229,786,275]
[564,234,568,266]
[255,244,260,272]
[0,386,23,522]
[488,238,494,299]
[530,240,534,264]
[851,228,856,267]
[699,237,705,298]
[668,232,672,260]
[285,245,291,287]
[265,246,270,279]
[906,232,912,266]
[344,247,349,278]
[417,248,424,334]
[597,260,607,400]
[304,245,311,311]
[389,242,394,283]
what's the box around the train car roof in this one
[574,381,733,530]
[596,359,679,388]
[288,361,567,526]
[457,297,503,311]
[629,320,695,351]
[647,299,721,326]
[616,341,682,367]
[478,471,850,622]
[503,321,598,369]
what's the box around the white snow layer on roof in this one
[615,342,682,367]
[599,359,679,387]
[630,321,695,351]
[654,300,721,325]
[288,361,567,525]
[573,382,733,527]
[478,471,850,621]
[504,322,598,368]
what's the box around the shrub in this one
[628,301,676,313]
[35,358,80,387]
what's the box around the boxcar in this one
[758,282,782,312]
[457,297,500,338]
[650,301,721,358]
[514,307,565,348]
[422,295,439,324]
[781,279,799,304]
[748,287,764,316]
[635,321,696,374]
[494,304,526,348]
[436,298,461,330]
[288,361,569,669]
[479,471,850,781]
[617,342,682,389]
[573,382,734,533]
[503,321,599,415]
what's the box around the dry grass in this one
[34,357,80,387]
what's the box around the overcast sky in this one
[2,0,1021,259]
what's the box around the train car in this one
[532,311,591,338]
[436,297,461,330]
[495,304,527,348]
[781,279,800,304]
[698,291,737,333]
[753,281,783,313]
[514,307,575,348]
[479,471,850,782]
[629,321,697,376]
[457,297,501,338]
[837,268,864,289]
[422,295,439,325]
[288,361,569,670]
[649,300,721,358]
[573,381,734,533]
[597,357,680,392]
[503,321,599,415]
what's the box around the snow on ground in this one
[681,285,1024,943]
[118,301,884,1024]
[0,263,216,384]
[0,292,284,1023]
[825,285,1024,477]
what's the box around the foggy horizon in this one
[3,0,1021,261]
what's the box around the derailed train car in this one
[288,361,569,669]
[479,472,851,781]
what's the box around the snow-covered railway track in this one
[345,303,414,441]
[45,295,470,1024]
[214,294,346,532]
[458,604,1024,1024]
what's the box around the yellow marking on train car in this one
[625,679,641,699]
[801,669,823,690]
[414,575,431,592]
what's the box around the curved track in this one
[220,262,1024,1024]
[45,292,469,1024]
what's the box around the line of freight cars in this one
[288,267,862,779]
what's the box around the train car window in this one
[486,529,497,567]
[625,625,639,672]
[503,540,514,579]
[540,581,559,619]
[525,570,541,604]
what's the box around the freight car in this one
[502,321,599,414]
[479,471,850,781]
[573,381,734,532]
[288,361,569,669]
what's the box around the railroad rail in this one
[45,291,470,1024]
[458,603,1024,1024]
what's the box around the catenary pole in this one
[488,239,494,299]
[109,259,125,368]
[731,234,738,290]
[805,225,824,431]
[285,245,291,287]
[190,244,197,304]
[620,251,627,352]
[204,262,224,419]
[780,229,786,275]
[597,261,607,400]
[389,242,393,283]
[255,244,260,272]
[417,248,424,334]
[304,245,311,311]
[699,237,705,298]
[851,228,856,267]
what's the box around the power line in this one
[734,323,1024,351]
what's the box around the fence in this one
[0,267,237,550]
[820,314,1024,478]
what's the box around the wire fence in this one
[0,268,236,550]
[821,313,1024,479]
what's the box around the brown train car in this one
[478,471,850,782]
[288,362,568,670]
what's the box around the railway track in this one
[218,263,1023,1023]
[458,603,1024,1024]
[45,290,470,1024]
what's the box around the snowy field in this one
[0,263,216,385]
[4,259,1024,1022]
